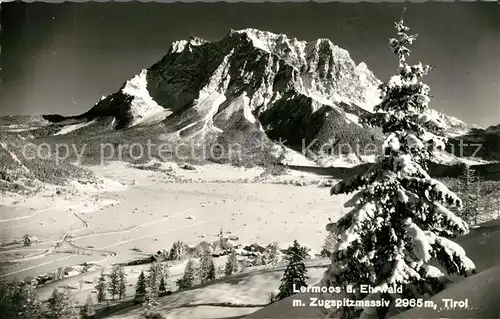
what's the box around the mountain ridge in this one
[1,28,480,164]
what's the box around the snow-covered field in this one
[0,161,344,316]
[107,259,330,319]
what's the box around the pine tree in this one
[80,295,95,319]
[0,280,41,319]
[108,265,120,300]
[263,242,280,268]
[224,249,239,276]
[275,240,309,302]
[142,263,166,319]
[146,262,162,299]
[142,286,160,319]
[0,279,20,318]
[8,280,25,318]
[473,171,482,224]
[161,263,170,290]
[95,273,107,303]
[0,280,10,317]
[199,251,216,283]
[47,288,79,319]
[142,262,165,316]
[321,231,337,257]
[177,259,196,290]
[118,266,127,300]
[135,271,147,303]
[321,18,475,318]
[158,277,167,296]
[20,283,41,319]
[458,164,477,224]
[47,289,63,318]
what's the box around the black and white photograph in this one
[1,1,499,318]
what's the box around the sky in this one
[1,2,499,128]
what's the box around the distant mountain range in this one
[1,29,496,167]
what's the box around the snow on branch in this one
[321,18,475,318]
[344,190,366,208]
[392,154,429,177]
[405,220,434,263]
[413,112,446,133]
[430,202,469,235]
[400,177,462,208]
[421,264,445,278]
[330,163,384,195]
[334,202,376,251]
[433,236,476,276]
[401,190,468,236]
[373,258,421,291]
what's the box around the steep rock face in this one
[232,29,381,110]
[81,69,164,129]
[49,28,470,162]
[81,29,381,148]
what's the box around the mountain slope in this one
[4,28,482,165]
[43,30,383,157]
[0,133,96,193]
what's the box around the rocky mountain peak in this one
[169,36,208,54]
[52,28,471,162]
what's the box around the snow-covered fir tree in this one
[80,295,96,319]
[162,263,170,286]
[0,279,21,318]
[108,265,120,300]
[146,262,164,297]
[158,277,168,296]
[321,18,476,319]
[177,259,197,290]
[47,288,79,319]
[158,262,170,296]
[0,280,10,317]
[275,240,309,302]
[118,266,127,300]
[142,262,163,313]
[263,242,280,268]
[142,263,169,319]
[95,273,107,303]
[142,286,160,319]
[135,271,147,303]
[458,164,480,224]
[0,280,41,319]
[199,251,216,283]
[321,231,337,257]
[224,249,239,276]
[20,283,41,319]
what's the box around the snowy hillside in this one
[3,28,480,165]
[0,133,97,193]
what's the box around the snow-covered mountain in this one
[11,28,477,162]
[42,29,384,156]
